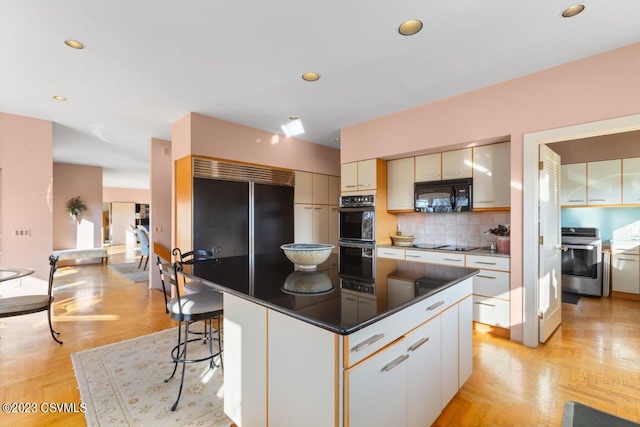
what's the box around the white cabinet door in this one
[341,162,358,192]
[312,205,329,243]
[387,157,415,211]
[587,159,621,205]
[612,254,640,294]
[407,316,442,427]
[294,171,313,203]
[312,173,329,205]
[347,338,408,427]
[458,295,473,388]
[442,148,472,179]
[415,153,441,182]
[560,163,587,205]
[622,157,640,205]
[377,247,405,259]
[472,142,510,209]
[294,204,313,243]
[441,304,459,407]
[357,159,377,191]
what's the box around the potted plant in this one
[66,196,87,222]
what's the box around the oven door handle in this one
[563,244,595,250]
[338,207,374,213]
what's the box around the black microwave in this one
[414,178,472,213]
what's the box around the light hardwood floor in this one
[1,247,639,426]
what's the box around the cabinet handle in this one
[382,251,398,256]
[475,302,496,307]
[616,258,638,261]
[399,203,413,206]
[588,199,606,202]
[475,200,495,204]
[313,207,322,210]
[406,254,421,258]
[426,301,444,311]
[382,354,410,372]
[443,258,462,262]
[422,173,440,178]
[353,333,385,352]
[359,183,372,187]
[568,199,584,202]
[408,337,430,352]
[444,171,460,176]
[331,207,338,211]
[345,185,357,188]
[476,261,497,265]
[304,206,313,210]
[476,274,497,279]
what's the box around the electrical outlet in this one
[418,228,425,236]
[154,226,162,232]
[14,228,31,237]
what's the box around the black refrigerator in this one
[193,178,294,257]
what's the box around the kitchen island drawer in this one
[473,296,510,328]
[473,270,510,299]
[466,254,510,271]
[377,247,405,259]
[406,250,464,266]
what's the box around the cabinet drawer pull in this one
[406,254,421,258]
[382,354,410,372]
[568,199,584,202]
[353,333,385,352]
[443,258,462,262]
[426,301,444,311]
[408,337,430,352]
[382,251,399,256]
[475,200,495,203]
[475,261,497,265]
[617,258,638,261]
[444,171,460,176]
[422,173,440,178]
[359,183,372,187]
[476,274,497,279]
[345,185,357,188]
[475,302,496,307]
[304,206,313,210]
[313,207,322,210]
[588,199,606,202]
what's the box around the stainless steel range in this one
[561,227,603,296]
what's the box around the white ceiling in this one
[2,1,639,189]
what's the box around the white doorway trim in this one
[522,113,640,348]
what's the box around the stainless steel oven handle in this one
[339,207,375,213]
[563,244,595,250]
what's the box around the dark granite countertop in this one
[178,252,478,335]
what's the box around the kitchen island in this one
[180,252,478,427]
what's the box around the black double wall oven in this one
[339,195,375,284]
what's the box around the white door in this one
[538,145,562,342]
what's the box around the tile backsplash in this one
[396,211,511,248]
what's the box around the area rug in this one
[562,291,581,305]
[71,328,232,426]
[108,263,149,283]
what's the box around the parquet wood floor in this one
[1,247,639,426]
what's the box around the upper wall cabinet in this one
[415,153,441,182]
[472,142,510,210]
[341,159,378,192]
[294,171,313,204]
[442,148,472,179]
[623,157,640,205]
[587,159,621,205]
[387,157,415,212]
[560,163,587,206]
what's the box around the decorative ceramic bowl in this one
[282,270,334,295]
[280,243,334,270]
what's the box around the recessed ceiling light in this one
[398,19,423,36]
[289,116,298,120]
[301,72,320,82]
[53,96,67,101]
[561,4,585,18]
[64,39,84,49]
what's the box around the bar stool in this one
[162,248,223,411]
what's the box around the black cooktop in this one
[178,252,477,335]
[412,243,479,252]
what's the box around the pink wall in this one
[149,138,171,291]
[342,42,640,343]
[0,113,53,279]
[175,112,340,176]
[53,163,103,250]
[103,187,150,204]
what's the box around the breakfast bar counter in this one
[180,252,478,427]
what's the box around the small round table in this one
[0,267,35,282]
